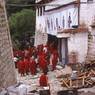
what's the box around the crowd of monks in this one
[13,44,59,77]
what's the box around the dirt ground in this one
[16,65,95,95]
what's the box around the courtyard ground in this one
[16,65,95,95]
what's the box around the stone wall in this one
[0,0,17,89]
[86,28,95,63]
[80,0,95,63]
[34,30,47,46]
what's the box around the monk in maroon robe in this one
[39,51,48,73]
[23,58,29,75]
[39,72,48,87]
[29,57,36,75]
[17,59,25,76]
[51,49,59,71]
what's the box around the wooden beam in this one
[77,0,80,25]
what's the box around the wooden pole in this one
[77,0,80,26]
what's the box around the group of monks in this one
[13,44,59,76]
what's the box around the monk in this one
[51,48,59,71]
[39,71,51,95]
[17,58,25,76]
[39,72,48,87]
[23,57,29,75]
[29,56,37,75]
[38,50,48,73]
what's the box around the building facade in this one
[35,0,95,64]
[0,0,17,89]
[80,0,95,63]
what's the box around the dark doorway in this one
[48,34,58,49]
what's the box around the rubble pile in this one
[85,60,95,71]
[57,64,95,89]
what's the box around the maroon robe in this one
[39,52,48,73]
[39,74,48,87]
[29,59,36,75]
[17,60,25,76]
[52,49,59,71]
[24,58,29,74]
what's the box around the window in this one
[68,12,72,28]
[37,7,45,16]
[47,19,50,30]
[37,8,39,16]
[40,7,42,16]
[43,6,45,15]
[56,18,58,28]
[62,16,65,28]
[51,19,53,30]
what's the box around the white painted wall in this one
[79,0,95,60]
[35,9,48,46]
[45,5,78,36]
[68,32,88,63]
[36,16,46,33]
[36,4,78,43]
[80,0,95,28]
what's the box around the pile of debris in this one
[84,60,95,71]
[57,63,95,89]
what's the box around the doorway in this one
[58,38,68,64]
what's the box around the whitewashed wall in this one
[36,16,46,33]
[80,0,95,27]
[80,0,95,61]
[35,3,78,45]
[68,32,88,63]
[45,5,78,36]
[35,13,47,46]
